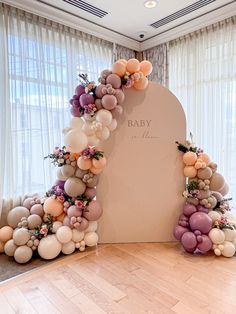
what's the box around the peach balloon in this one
[183,166,197,178]
[44,198,64,217]
[90,166,103,175]
[183,151,197,166]
[0,241,4,253]
[218,183,229,196]
[77,156,92,170]
[57,212,66,222]
[198,153,210,164]
[126,58,140,74]
[133,76,148,90]
[117,59,127,66]
[112,61,126,77]
[92,157,107,169]
[140,60,153,76]
[0,226,13,243]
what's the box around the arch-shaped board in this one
[97,81,186,242]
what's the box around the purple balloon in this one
[55,180,65,189]
[197,235,212,253]
[183,204,197,217]
[181,231,197,250]
[75,85,85,97]
[189,212,212,234]
[80,94,94,107]
[70,105,83,117]
[173,225,189,240]
[197,205,209,213]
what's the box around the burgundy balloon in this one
[70,105,83,117]
[72,99,80,106]
[83,200,103,221]
[84,187,96,200]
[181,231,197,250]
[80,94,94,107]
[189,212,212,234]
[75,84,85,97]
[197,235,212,253]
[173,225,189,241]
[183,203,197,217]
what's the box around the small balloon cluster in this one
[0,58,152,263]
[174,135,236,257]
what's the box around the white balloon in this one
[62,241,75,255]
[64,129,88,153]
[13,228,31,246]
[84,232,98,247]
[14,245,33,264]
[96,109,112,126]
[64,177,86,197]
[223,228,236,242]
[208,211,221,222]
[107,118,117,131]
[56,168,68,181]
[208,228,225,244]
[214,248,221,256]
[82,122,95,136]
[56,226,72,244]
[85,221,98,233]
[96,127,110,141]
[38,235,62,260]
[87,135,100,147]
[72,229,84,242]
[70,117,83,129]
[222,241,236,257]
[52,221,63,233]
[62,127,72,135]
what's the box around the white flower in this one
[58,158,64,164]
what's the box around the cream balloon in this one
[107,119,117,131]
[85,221,98,233]
[64,129,88,153]
[56,226,73,244]
[96,127,110,141]
[84,232,98,247]
[70,117,83,129]
[223,228,236,242]
[62,241,76,255]
[14,245,33,264]
[56,168,68,181]
[4,239,17,257]
[38,235,62,260]
[82,122,95,136]
[222,241,236,257]
[52,221,63,233]
[96,109,112,126]
[208,228,225,244]
[87,135,100,147]
[72,229,84,242]
[208,211,221,222]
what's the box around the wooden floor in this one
[0,243,236,314]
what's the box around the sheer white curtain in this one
[169,17,236,201]
[0,4,113,204]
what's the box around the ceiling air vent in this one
[63,0,108,18]
[150,0,216,29]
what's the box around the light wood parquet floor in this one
[0,243,236,314]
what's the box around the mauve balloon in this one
[95,84,105,98]
[70,105,83,117]
[78,217,89,231]
[83,200,103,221]
[55,180,65,189]
[197,205,209,213]
[63,216,71,227]
[189,212,212,234]
[181,231,197,250]
[183,204,197,217]
[67,205,82,218]
[197,235,212,253]
[84,187,96,200]
[80,94,94,107]
[173,225,189,241]
[75,85,85,97]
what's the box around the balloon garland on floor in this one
[174,135,236,257]
[0,59,153,263]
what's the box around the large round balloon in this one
[96,109,112,126]
[197,235,212,253]
[181,232,197,250]
[7,206,30,228]
[64,129,88,153]
[44,198,64,217]
[38,235,62,260]
[64,177,86,197]
[14,245,33,264]
[189,212,212,234]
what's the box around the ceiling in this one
[3,0,236,50]
[39,0,234,41]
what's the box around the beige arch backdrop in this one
[97,82,186,243]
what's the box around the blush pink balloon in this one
[115,89,125,104]
[83,200,103,221]
[197,235,212,253]
[183,204,197,217]
[80,94,94,107]
[95,99,103,110]
[189,212,212,234]
[78,217,89,231]
[173,225,189,241]
[111,105,123,119]
[84,187,96,199]
[181,231,197,250]
[95,84,105,98]
[106,74,121,89]
[67,205,82,218]
[102,94,117,110]
[30,204,44,217]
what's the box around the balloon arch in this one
[0,58,235,263]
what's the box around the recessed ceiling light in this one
[144,0,157,9]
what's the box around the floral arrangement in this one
[174,135,236,257]
[0,58,153,263]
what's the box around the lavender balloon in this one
[189,212,212,234]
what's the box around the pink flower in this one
[57,196,65,203]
